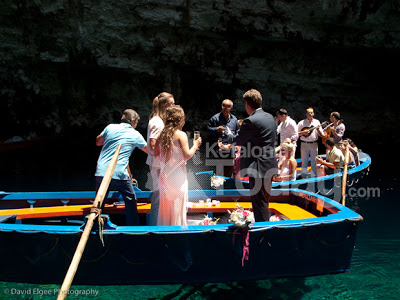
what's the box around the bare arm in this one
[297,122,310,137]
[140,145,148,154]
[218,139,233,150]
[127,164,132,179]
[96,135,104,146]
[298,128,311,136]
[154,139,160,158]
[316,156,338,169]
[149,138,157,152]
[176,130,201,160]
[289,158,298,177]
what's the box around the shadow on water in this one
[157,278,310,300]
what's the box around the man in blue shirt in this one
[95,109,147,226]
[207,99,240,177]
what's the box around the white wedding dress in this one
[157,141,188,226]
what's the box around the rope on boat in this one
[107,236,162,265]
[259,230,271,247]
[347,178,355,187]
[305,186,315,193]
[80,239,111,263]
[310,222,355,247]
[334,177,342,188]
[257,227,312,257]
[321,188,333,195]
[57,234,111,263]
[90,207,105,247]
[37,235,60,259]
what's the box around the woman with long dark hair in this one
[155,105,201,226]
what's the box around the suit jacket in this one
[229,108,278,178]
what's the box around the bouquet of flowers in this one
[228,205,255,228]
[211,175,225,189]
[199,215,220,225]
[229,204,254,266]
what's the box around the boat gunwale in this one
[0,189,363,235]
[271,151,371,186]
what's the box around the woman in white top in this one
[146,92,175,225]
[273,141,297,182]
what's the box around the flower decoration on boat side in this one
[269,213,285,222]
[228,205,255,228]
[211,175,226,189]
[199,215,220,225]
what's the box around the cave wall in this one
[1,0,399,140]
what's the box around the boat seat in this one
[0,202,316,221]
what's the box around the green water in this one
[1,144,399,299]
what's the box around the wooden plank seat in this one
[0,202,316,221]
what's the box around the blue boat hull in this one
[0,189,362,284]
[0,220,359,284]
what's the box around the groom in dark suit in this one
[228,89,278,221]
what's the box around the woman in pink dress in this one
[155,106,202,226]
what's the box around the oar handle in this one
[57,144,122,300]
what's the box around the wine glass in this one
[27,200,36,209]
[194,131,200,152]
[221,126,226,137]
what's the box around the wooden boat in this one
[0,188,362,285]
[0,136,48,153]
[196,152,371,202]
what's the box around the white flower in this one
[228,205,254,228]
[199,215,219,225]
[211,175,226,189]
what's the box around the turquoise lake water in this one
[0,138,399,300]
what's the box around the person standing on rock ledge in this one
[95,109,148,226]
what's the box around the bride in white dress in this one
[155,105,202,226]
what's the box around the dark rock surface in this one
[1,0,399,143]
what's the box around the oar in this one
[57,143,121,300]
[341,144,350,206]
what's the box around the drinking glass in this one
[194,131,200,140]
